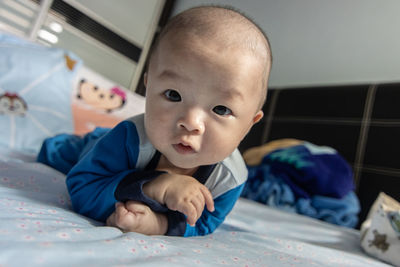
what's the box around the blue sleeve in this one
[114,170,168,213]
[181,183,245,237]
[66,121,164,222]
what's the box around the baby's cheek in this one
[203,134,232,161]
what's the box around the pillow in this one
[0,32,81,153]
[71,66,145,135]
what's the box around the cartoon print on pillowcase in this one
[0,92,28,116]
[0,54,79,151]
[64,54,78,71]
[0,54,78,118]
[0,54,77,118]
[76,80,126,113]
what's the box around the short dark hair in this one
[148,5,272,108]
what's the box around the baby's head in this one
[149,6,272,107]
[144,6,272,170]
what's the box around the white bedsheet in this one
[0,149,391,267]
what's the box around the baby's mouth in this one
[173,143,195,154]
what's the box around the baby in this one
[38,5,272,236]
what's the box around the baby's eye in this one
[213,105,232,116]
[163,89,181,102]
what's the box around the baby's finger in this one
[180,203,197,226]
[115,202,129,221]
[186,214,196,226]
[200,186,215,212]
[115,202,124,209]
[195,193,205,212]
[190,196,204,222]
[106,212,116,226]
[125,201,146,213]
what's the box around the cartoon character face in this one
[0,92,28,116]
[77,80,126,113]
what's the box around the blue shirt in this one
[44,114,248,236]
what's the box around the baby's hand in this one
[144,173,215,226]
[164,175,215,226]
[106,201,167,235]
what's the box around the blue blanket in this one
[241,142,360,228]
[262,142,354,199]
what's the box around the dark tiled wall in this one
[239,83,400,227]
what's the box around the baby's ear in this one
[252,110,264,124]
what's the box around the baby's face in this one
[144,36,265,169]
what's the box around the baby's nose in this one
[178,109,205,134]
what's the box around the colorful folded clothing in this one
[242,164,296,212]
[262,142,354,199]
[296,192,360,228]
[241,165,360,227]
[241,140,360,228]
[244,140,355,199]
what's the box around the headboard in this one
[238,82,400,227]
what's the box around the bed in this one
[0,31,394,266]
[0,148,392,267]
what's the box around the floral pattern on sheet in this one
[0,158,391,267]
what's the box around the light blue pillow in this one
[0,32,82,154]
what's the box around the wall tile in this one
[372,83,400,119]
[364,126,400,169]
[268,120,360,163]
[274,86,368,118]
